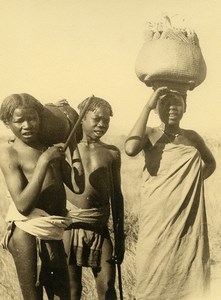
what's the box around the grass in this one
[0,133,221,299]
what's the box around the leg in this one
[8,226,43,300]
[63,229,82,300]
[40,240,71,300]
[43,266,71,300]
[92,234,116,300]
[52,265,71,300]
[68,264,82,300]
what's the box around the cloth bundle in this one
[135,16,207,93]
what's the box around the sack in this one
[135,17,207,92]
[39,101,82,146]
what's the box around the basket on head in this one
[135,15,207,93]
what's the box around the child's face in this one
[82,106,110,141]
[7,107,40,144]
[156,94,186,126]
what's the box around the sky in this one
[0,0,221,137]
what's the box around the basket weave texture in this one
[135,25,207,92]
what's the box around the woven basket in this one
[135,25,207,92]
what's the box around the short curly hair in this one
[77,96,113,117]
[0,93,44,124]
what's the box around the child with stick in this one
[62,96,125,300]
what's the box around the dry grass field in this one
[0,133,221,299]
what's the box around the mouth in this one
[22,131,34,138]
[168,112,179,120]
[94,129,106,137]
[169,114,177,119]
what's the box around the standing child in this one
[125,87,216,300]
[62,96,125,300]
[0,93,71,300]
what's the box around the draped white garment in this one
[136,144,210,300]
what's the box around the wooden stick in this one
[62,95,94,151]
[109,166,124,300]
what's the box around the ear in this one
[4,121,10,128]
[183,100,187,113]
[81,113,88,122]
[182,94,187,113]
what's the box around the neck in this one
[15,138,47,151]
[80,137,100,145]
[160,124,180,134]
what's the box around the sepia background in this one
[0,0,221,299]
[0,0,221,136]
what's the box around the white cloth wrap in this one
[5,202,72,240]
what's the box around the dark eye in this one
[13,118,23,123]
[93,118,100,122]
[28,114,39,122]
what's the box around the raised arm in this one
[125,87,169,156]
[0,145,65,215]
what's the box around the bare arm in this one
[193,133,216,180]
[125,87,169,156]
[60,142,85,194]
[0,145,65,215]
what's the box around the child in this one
[125,87,216,300]
[62,96,125,300]
[0,93,71,300]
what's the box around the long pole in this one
[109,166,124,300]
[62,95,94,151]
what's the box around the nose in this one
[22,120,32,128]
[97,119,106,127]
[169,105,177,110]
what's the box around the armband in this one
[125,136,142,143]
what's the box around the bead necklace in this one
[159,127,181,143]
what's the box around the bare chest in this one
[18,150,40,174]
[17,149,56,184]
[78,144,113,173]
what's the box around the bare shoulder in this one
[99,141,121,160]
[181,129,214,160]
[145,126,163,146]
[182,129,205,147]
[0,142,15,157]
[182,129,216,174]
[0,142,18,169]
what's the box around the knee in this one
[97,279,116,300]
[70,280,82,299]
[8,229,34,257]
[8,233,21,255]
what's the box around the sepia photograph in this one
[0,0,221,299]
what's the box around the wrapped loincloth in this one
[1,201,72,286]
[65,202,110,268]
[1,201,72,248]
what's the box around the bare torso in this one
[65,141,118,209]
[9,139,66,216]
